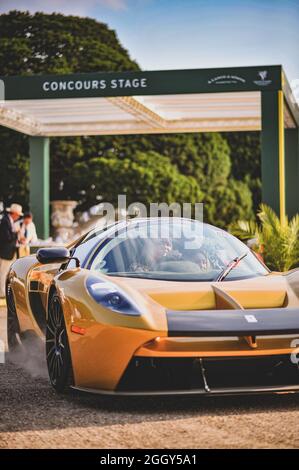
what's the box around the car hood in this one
[112,273,296,311]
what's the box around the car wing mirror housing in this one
[36,247,80,267]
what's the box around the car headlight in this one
[86,275,141,316]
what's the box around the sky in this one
[1,0,299,91]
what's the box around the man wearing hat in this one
[0,203,23,298]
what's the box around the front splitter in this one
[71,384,299,397]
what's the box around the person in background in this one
[0,203,23,298]
[20,212,38,245]
[18,212,38,258]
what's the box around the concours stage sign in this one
[0,65,282,100]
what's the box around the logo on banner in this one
[208,75,246,85]
[254,71,272,86]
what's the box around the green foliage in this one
[0,127,29,207]
[145,134,232,187]
[0,10,139,75]
[50,132,241,226]
[231,204,299,271]
[208,179,253,229]
[69,151,203,210]
[222,132,261,212]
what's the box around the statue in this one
[51,200,77,243]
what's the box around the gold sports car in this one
[6,217,299,395]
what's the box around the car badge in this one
[245,315,258,323]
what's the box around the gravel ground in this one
[1,306,299,449]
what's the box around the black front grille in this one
[117,355,299,393]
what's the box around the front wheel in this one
[46,294,74,393]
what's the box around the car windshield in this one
[89,219,268,281]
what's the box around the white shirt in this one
[20,221,38,244]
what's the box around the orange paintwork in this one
[7,244,299,392]
[121,275,288,310]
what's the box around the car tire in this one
[46,293,74,393]
[6,282,22,351]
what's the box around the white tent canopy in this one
[0,91,262,136]
[0,91,296,136]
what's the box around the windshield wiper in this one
[215,252,248,282]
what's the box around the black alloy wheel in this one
[46,294,74,393]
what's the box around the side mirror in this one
[36,247,80,266]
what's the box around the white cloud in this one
[0,0,128,16]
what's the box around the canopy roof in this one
[0,65,298,136]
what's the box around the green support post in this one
[29,137,50,239]
[261,91,285,222]
[285,128,299,218]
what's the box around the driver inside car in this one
[129,238,182,273]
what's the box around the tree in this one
[50,132,234,223]
[0,127,29,207]
[222,132,261,213]
[143,133,233,224]
[69,151,203,211]
[207,179,253,229]
[0,10,139,75]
